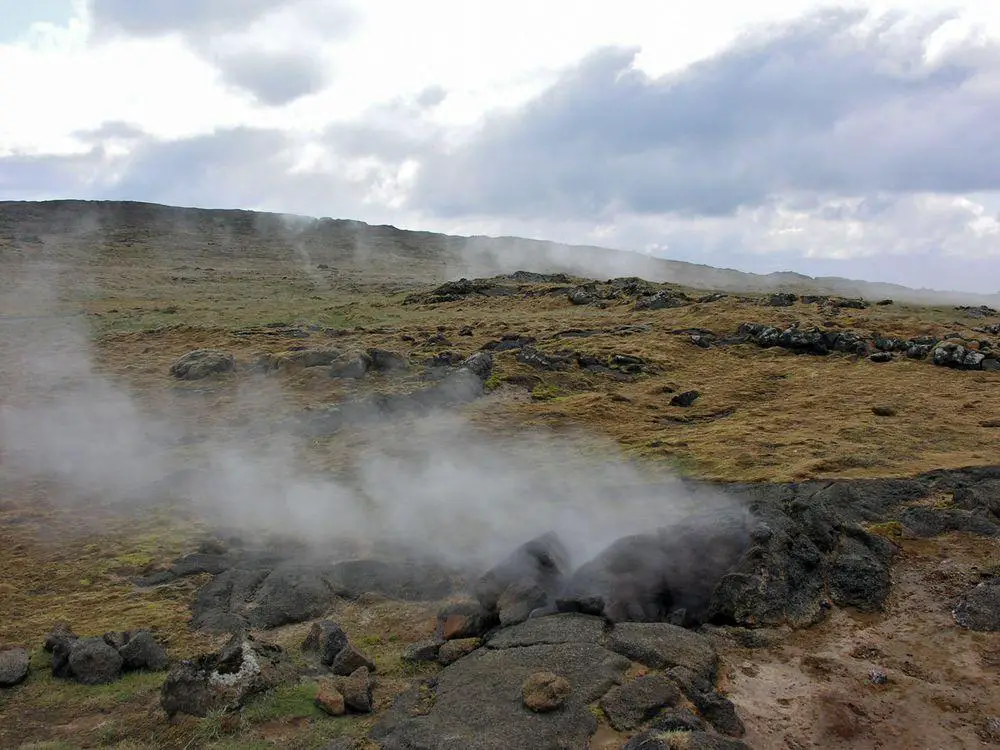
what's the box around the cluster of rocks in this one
[768,293,869,310]
[374,613,749,749]
[296,351,494,437]
[0,623,170,688]
[405,272,572,304]
[731,323,1000,370]
[480,332,650,379]
[567,277,724,311]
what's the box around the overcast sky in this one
[2,1,999,292]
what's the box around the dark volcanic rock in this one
[568,285,598,305]
[624,731,751,750]
[690,691,746,737]
[649,708,710,732]
[827,529,893,612]
[302,621,349,666]
[160,633,296,718]
[402,640,442,664]
[606,622,718,680]
[190,567,272,633]
[556,510,752,626]
[437,601,499,640]
[438,638,481,665]
[767,293,797,307]
[953,579,1000,631]
[368,348,408,373]
[0,648,30,687]
[338,666,375,713]
[246,564,337,629]
[600,675,682,730]
[67,637,123,685]
[119,631,170,671]
[332,645,376,677]
[933,342,986,370]
[671,390,701,407]
[170,349,235,380]
[330,353,370,379]
[636,290,689,310]
[869,351,893,363]
[516,346,573,371]
[475,532,570,627]
[371,641,630,750]
[486,613,606,649]
[44,622,77,653]
[326,559,459,601]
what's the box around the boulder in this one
[522,671,571,712]
[606,623,719,681]
[671,390,701,407]
[372,641,630,749]
[160,633,296,718]
[119,630,170,671]
[767,293,797,307]
[438,638,481,666]
[486,613,606,650]
[636,291,689,310]
[368,348,408,373]
[401,640,442,664]
[827,530,893,612]
[869,352,893,363]
[475,532,570,627]
[0,648,29,687]
[436,601,499,640]
[331,645,376,677]
[67,637,123,685]
[43,622,77,653]
[246,564,338,629]
[600,675,682,730]
[557,510,752,626]
[315,684,346,716]
[302,621,349,667]
[932,343,985,370]
[690,691,746,737]
[569,286,598,305]
[337,666,375,713]
[330,353,370,379]
[169,349,235,380]
[266,349,341,369]
[953,579,1000,631]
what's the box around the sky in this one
[1,1,1000,293]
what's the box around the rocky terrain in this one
[1,201,999,749]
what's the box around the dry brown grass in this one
[3,212,1000,748]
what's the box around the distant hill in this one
[1,199,996,306]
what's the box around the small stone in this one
[869,352,893,363]
[438,638,480,665]
[0,648,30,687]
[868,668,888,685]
[522,671,571,712]
[315,685,346,716]
[872,406,897,417]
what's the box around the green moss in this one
[530,383,564,401]
[241,681,323,725]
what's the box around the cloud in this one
[411,9,1000,220]
[86,0,355,105]
[214,49,330,106]
[87,0,290,37]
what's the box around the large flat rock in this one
[372,641,630,750]
[485,613,606,649]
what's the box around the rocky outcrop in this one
[160,633,296,717]
[169,349,235,380]
[41,626,169,685]
[0,648,29,687]
[474,532,571,627]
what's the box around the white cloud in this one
[2,0,1000,292]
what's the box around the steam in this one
[0,263,741,571]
